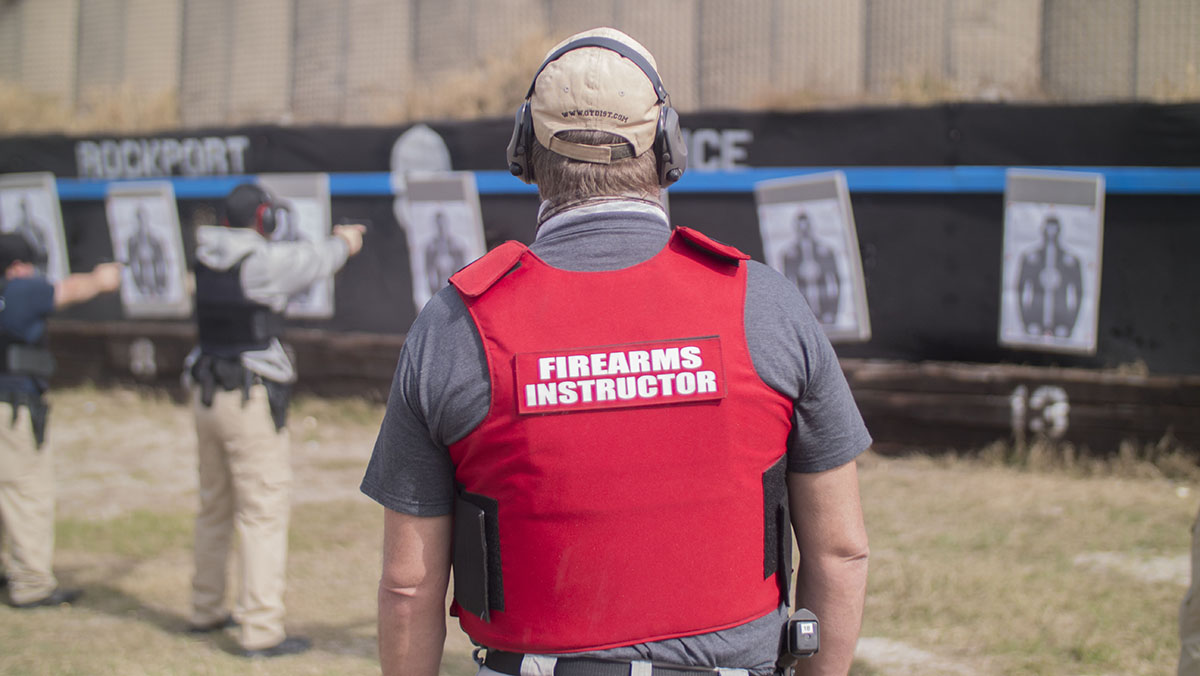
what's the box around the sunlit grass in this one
[58,509,192,558]
[858,452,1191,675]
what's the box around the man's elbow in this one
[841,539,870,566]
[378,569,449,608]
[379,580,422,602]
[814,538,870,573]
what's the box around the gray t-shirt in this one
[360,201,871,674]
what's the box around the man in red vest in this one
[361,27,870,676]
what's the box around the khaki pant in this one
[1182,508,1200,675]
[0,402,58,605]
[191,384,292,651]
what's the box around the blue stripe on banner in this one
[54,166,1200,200]
[328,172,394,196]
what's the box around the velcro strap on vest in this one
[450,240,528,297]
[673,227,750,263]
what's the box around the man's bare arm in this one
[789,459,870,676]
[378,509,453,676]
[53,262,121,309]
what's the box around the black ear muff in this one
[506,102,535,184]
[656,105,687,188]
[255,202,277,236]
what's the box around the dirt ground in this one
[47,386,380,521]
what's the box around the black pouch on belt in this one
[6,344,56,379]
[0,389,49,448]
[262,379,291,431]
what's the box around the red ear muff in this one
[254,202,277,236]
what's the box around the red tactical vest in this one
[447,227,794,654]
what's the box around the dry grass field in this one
[0,385,1194,675]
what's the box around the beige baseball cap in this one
[530,27,665,164]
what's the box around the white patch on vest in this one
[517,337,725,414]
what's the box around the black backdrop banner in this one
[1,103,1198,375]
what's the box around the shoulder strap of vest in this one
[450,241,528,298]
[673,226,750,263]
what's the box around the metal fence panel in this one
[20,0,79,103]
[228,0,292,123]
[0,2,21,83]
[1137,0,1200,100]
[2,0,1199,130]
[620,0,699,111]
[294,0,348,124]
[948,0,1041,99]
[344,0,415,124]
[124,0,182,94]
[776,0,866,103]
[1043,0,1137,100]
[180,0,232,127]
[76,0,125,97]
[866,0,950,97]
[699,0,773,109]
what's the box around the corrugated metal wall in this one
[179,0,230,125]
[124,0,182,93]
[0,0,1197,130]
[776,1,866,104]
[0,2,21,84]
[948,0,1041,99]
[1137,0,1200,99]
[1043,0,1138,101]
[19,0,78,102]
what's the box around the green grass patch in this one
[288,499,380,552]
[859,453,1191,675]
[291,395,385,429]
[315,457,374,472]
[57,509,193,558]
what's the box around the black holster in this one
[263,379,291,431]
[191,355,291,431]
[0,388,49,449]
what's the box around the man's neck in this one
[536,192,663,227]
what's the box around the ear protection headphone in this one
[506,35,687,188]
[253,200,277,237]
[222,185,279,236]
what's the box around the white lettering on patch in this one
[516,337,726,414]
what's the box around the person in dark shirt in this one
[0,234,121,608]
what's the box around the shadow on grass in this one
[62,567,377,660]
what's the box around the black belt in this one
[483,650,730,676]
[191,354,291,430]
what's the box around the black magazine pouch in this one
[763,455,792,602]
[453,488,504,621]
[7,344,56,379]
